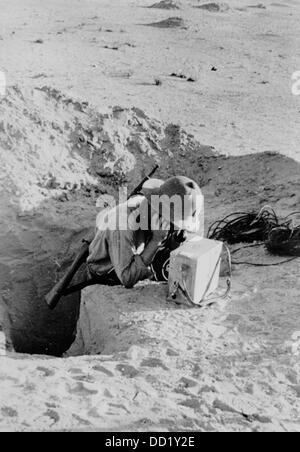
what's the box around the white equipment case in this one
[168,236,223,305]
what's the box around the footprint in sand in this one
[92,364,114,377]
[68,368,83,374]
[179,397,202,412]
[109,403,131,414]
[72,375,96,384]
[166,348,179,357]
[104,389,113,398]
[68,382,98,396]
[116,364,139,378]
[141,358,169,370]
[1,407,18,418]
[179,377,198,389]
[36,366,55,377]
[72,414,93,427]
[88,407,103,419]
[44,409,60,425]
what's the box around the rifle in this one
[45,165,159,310]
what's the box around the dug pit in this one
[0,85,215,356]
[1,85,300,358]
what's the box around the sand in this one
[0,0,300,432]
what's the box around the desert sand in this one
[0,0,300,432]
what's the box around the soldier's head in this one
[142,176,204,233]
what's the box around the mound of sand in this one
[143,17,185,28]
[194,2,230,12]
[148,0,180,9]
[0,85,215,209]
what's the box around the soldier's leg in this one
[63,263,120,296]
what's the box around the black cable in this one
[208,206,279,244]
[208,206,300,266]
[284,211,300,219]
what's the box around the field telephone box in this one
[168,236,223,305]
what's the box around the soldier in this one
[87,176,204,288]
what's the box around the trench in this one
[0,85,215,357]
[1,85,300,358]
[0,194,93,357]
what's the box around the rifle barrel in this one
[128,164,159,199]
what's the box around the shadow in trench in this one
[0,192,95,357]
